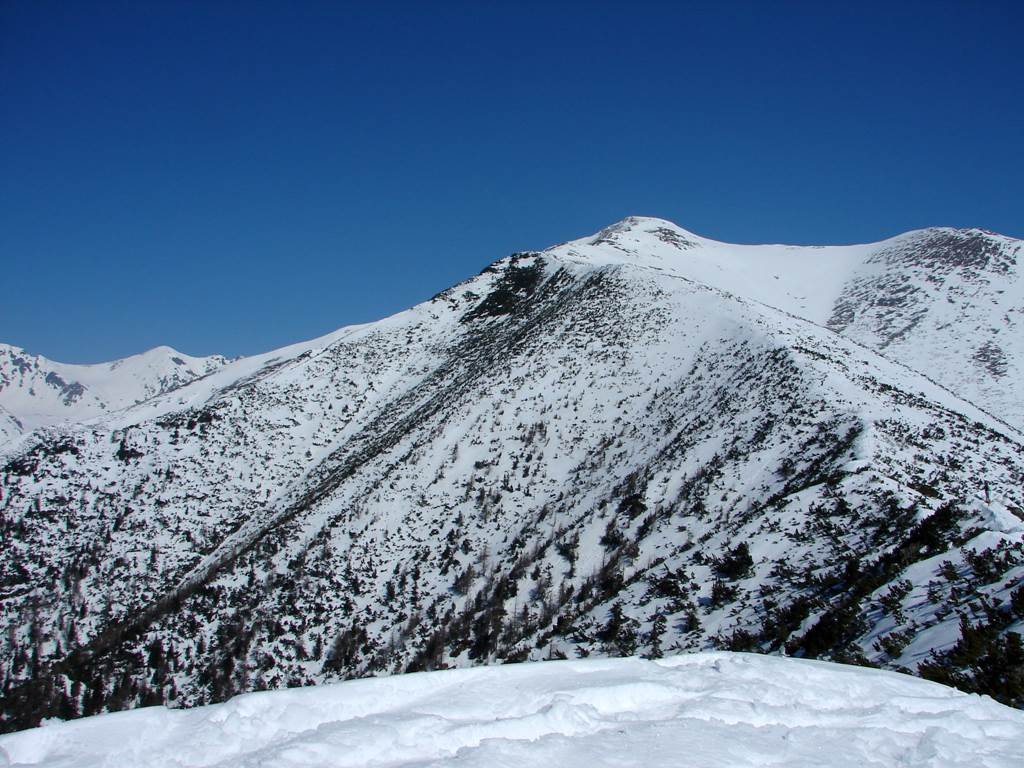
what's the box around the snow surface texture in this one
[2,217,1023,731]
[3,653,1022,768]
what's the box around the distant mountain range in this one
[2,217,1022,731]
[0,344,228,442]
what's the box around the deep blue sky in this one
[2,1,1022,363]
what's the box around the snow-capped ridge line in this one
[0,341,220,369]
[0,343,233,439]
[578,215,1021,249]
[4,216,1020,440]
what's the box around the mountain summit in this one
[1,218,1022,731]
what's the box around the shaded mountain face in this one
[1,218,1023,731]
[0,344,229,442]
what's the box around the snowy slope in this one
[1,217,1023,732]
[557,218,1024,430]
[0,406,21,446]
[2,653,1022,768]
[0,344,229,439]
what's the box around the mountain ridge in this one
[1,217,1022,731]
[5,216,1019,441]
[0,343,230,445]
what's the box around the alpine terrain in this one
[1,217,1023,733]
[0,344,229,443]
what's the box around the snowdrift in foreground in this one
[2,653,1022,768]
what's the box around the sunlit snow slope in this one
[2,217,1023,732]
[558,217,1024,430]
[2,654,1022,768]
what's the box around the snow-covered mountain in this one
[1,217,1022,733]
[568,218,1024,431]
[3,653,1022,768]
[0,344,229,441]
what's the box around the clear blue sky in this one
[2,1,1021,363]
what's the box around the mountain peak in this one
[590,216,704,246]
[541,216,706,259]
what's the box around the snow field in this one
[2,653,1023,768]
